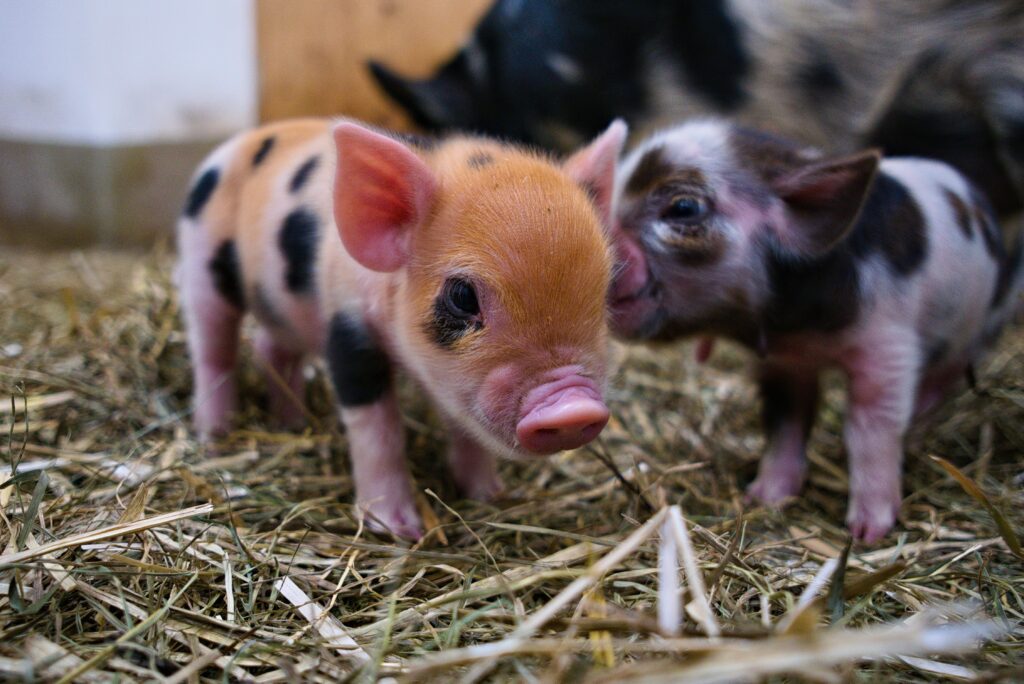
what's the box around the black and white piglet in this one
[610,120,1023,542]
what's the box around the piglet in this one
[611,120,1023,542]
[177,117,627,539]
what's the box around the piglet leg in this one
[444,419,504,502]
[326,313,421,539]
[254,329,307,430]
[746,365,819,505]
[341,394,422,540]
[843,341,918,543]
[181,273,243,440]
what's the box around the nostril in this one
[516,383,609,455]
[533,418,605,441]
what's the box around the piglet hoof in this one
[359,499,424,541]
[846,494,900,544]
[744,473,802,507]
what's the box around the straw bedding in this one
[0,246,1021,682]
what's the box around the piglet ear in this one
[773,149,881,256]
[563,119,628,228]
[332,122,437,272]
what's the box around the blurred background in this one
[0,0,489,248]
[2,0,1021,250]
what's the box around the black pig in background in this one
[369,0,1024,215]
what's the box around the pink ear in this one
[772,149,881,256]
[332,122,437,272]
[563,119,628,227]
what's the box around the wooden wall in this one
[256,0,491,130]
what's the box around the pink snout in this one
[516,376,609,455]
[609,228,650,303]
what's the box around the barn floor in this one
[1,246,1022,682]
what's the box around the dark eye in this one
[664,195,708,222]
[443,277,479,318]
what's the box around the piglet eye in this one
[443,277,479,318]
[429,277,483,348]
[664,195,708,222]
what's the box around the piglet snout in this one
[517,373,609,455]
[609,231,650,303]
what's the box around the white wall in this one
[0,0,257,145]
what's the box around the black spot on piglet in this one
[764,245,861,334]
[279,208,319,293]
[943,189,973,240]
[252,136,276,167]
[326,312,392,407]
[625,146,672,196]
[183,168,219,219]
[468,152,494,169]
[289,155,320,193]
[849,172,927,276]
[209,239,245,309]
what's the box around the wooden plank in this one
[256,0,491,129]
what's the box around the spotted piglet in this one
[610,120,1023,542]
[178,118,627,539]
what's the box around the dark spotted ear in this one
[563,119,628,229]
[332,122,437,272]
[772,149,881,256]
[367,51,480,131]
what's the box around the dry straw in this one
[1,248,1022,681]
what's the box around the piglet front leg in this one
[327,313,422,540]
[843,339,918,543]
[746,365,818,505]
[341,395,422,540]
[444,419,504,502]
